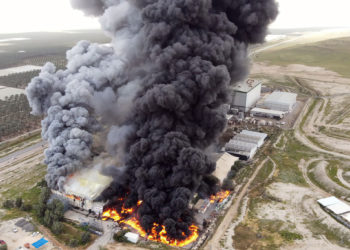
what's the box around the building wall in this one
[232,91,247,112]
[245,84,261,111]
[232,84,261,112]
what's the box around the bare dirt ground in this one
[259,182,348,250]
[105,243,147,250]
[0,218,56,250]
[252,63,350,96]
[337,169,350,189]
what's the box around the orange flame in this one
[65,194,81,201]
[102,201,199,247]
[210,190,230,204]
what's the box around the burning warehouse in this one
[26,0,278,247]
[52,166,113,215]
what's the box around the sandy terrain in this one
[258,182,348,250]
[0,218,55,250]
[312,161,350,197]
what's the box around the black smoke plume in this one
[26,0,277,240]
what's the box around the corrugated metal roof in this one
[317,196,341,207]
[326,202,350,215]
[264,91,297,105]
[241,130,267,140]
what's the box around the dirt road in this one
[0,140,46,165]
[203,158,268,250]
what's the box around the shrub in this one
[69,239,79,247]
[20,203,32,211]
[2,200,14,209]
[279,230,303,241]
[15,197,23,208]
[52,221,63,235]
[80,232,91,244]
[113,230,129,242]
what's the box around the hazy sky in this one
[0,0,349,33]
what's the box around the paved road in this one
[0,141,46,165]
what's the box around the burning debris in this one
[210,190,231,204]
[26,0,277,245]
[102,196,199,247]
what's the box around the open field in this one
[0,85,25,100]
[256,36,350,78]
[0,65,42,77]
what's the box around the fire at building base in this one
[53,161,232,248]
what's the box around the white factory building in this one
[262,91,297,112]
[225,130,267,160]
[318,196,350,229]
[232,79,262,112]
[52,167,113,215]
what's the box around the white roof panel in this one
[326,202,350,215]
[264,91,297,105]
[341,212,350,223]
[241,130,267,140]
[317,196,341,207]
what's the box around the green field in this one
[256,37,350,78]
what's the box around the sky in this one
[0,0,349,33]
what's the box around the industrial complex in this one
[229,78,299,129]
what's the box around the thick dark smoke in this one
[26,0,277,239]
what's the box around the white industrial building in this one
[52,167,113,215]
[232,79,262,112]
[225,140,258,160]
[251,107,285,119]
[225,130,267,160]
[262,91,297,112]
[212,152,239,184]
[318,196,350,229]
[240,130,267,147]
